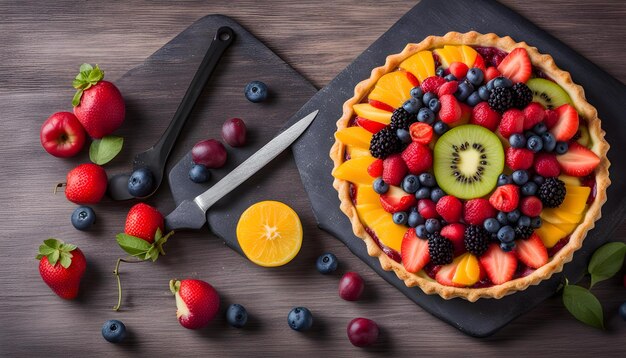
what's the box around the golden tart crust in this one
[330,31,610,301]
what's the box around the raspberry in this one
[506,147,534,170]
[471,102,501,131]
[522,102,546,130]
[463,198,496,226]
[520,196,543,217]
[498,109,524,137]
[420,76,447,94]
[488,87,513,113]
[489,184,520,212]
[409,122,433,144]
[401,142,432,174]
[511,83,533,109]
[533,153,561,177]
[418,199,438,219]
[369,127,402,159]
[435,195,463,223]
[382,154,407,186]
[367,159,383,178]
[437,81,458,97]
[438,94,462,124]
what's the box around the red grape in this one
[222,118,247,147]
[191,139,227,168]
[338,272,364,301]
[347,318,379,347]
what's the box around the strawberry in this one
[533,153,560,177]
[401,229,430,273]
[438,94,462,124]
[498,109,524,138]
[409,122,433,144]
[37,239,86,300]
[417,199,438,219]
[406,72,420,87]
[436,195,462,223]
[522,102,546,130]
[544,109,559,129]
[62,163,108,204]
[401,142,432,174]
[72,64,125,139]
[382,154,408,186]
[380,186,417,213]
[124,203,164,243]
[440,223,466,255]
[473,54,487,72]
[463,198,496,225]
[435,260,463,287]
[471,102,501,131]
[484,66,501,82]
[449,62,469,79]
[556,142,601,177]
[459,103,473,123]
[437,81,458,97]
[496,48,532,84]
[506,147,534,170]
[549,104,579,141]
[420,76,447,94]
[368,99,395,112]
[520,196,543,217]
[355,116,386,134]
[367,159,384,178]
[170,279,220,329]
[489,184,520,213]
[514,233,548,269]
[479,243,518,285]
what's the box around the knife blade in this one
[164,109,319,231]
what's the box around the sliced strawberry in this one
[549,104,579,141]
[382,154,407,186]
[420,76,447,93]
[473,54,487,72]
[556,142,601,177]
[368,99,395,113]
[484,66,501,82]
[489,184,520,213]
[498,109,524,138]
[440,223,466,255]
[471,102,501,131]
[435,260,463,287]
[438,94,462,124]
[497,48,532,83]
[436,195,463,223]
[505,147,534,170]
[355,116,387,134]
[479,243,518,285]
[380,186,417,213]
[449,62,469,79]
[514,233,548,269]
[522,102,546,130]
[367,159,384,178]
[417,199,438,219]
[401,142,432,174]
[437,81,458,97]
[409,122,434,144]
[406,71,420,87]
[533,152,560,177]
[401,229,430,273]
[544,109,559,129]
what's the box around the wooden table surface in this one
[1,0,625,356]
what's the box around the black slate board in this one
[286,0,626,337]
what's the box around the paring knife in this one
[164,110,319,231]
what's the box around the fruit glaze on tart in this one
[330,32,610,301]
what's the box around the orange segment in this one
[452,253,480,286]
[368,71,414,109]
[332,156,376,185]
[459,45,478,68]
[399,50,436,82]
[535,221,568,248]
[236,201,303,267]
[353,103,392,124]
[370,215,406,252]
[355,185,380,206]
[335,126,373,149]
[435,45,464,67]
[346,146,371,159]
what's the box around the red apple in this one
[40,112,86,158]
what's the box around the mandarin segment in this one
[367,71,414,109]
[332,156,377,185]
[399,50,436,83]
[371,216,407,252]
[353,103,392,124]
[335,126,373,149]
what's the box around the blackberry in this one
[511,83,533,109]
[464,225,490,257]
[488,87,513,113]
[427,232,454,265]
[369,127,402,159]
[515,225,534,240]
[390,108,416,131]
[538,178,566,208]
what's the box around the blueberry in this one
[425,218,441,233]
[433,121,448,135]
[466,91,482,107]
[493,77,513,88]
[428,98,441,113]
[422,92,436,106]
[618,302,626,321]
[373,178,389,194]
[507,209,521,223]
[393,211,408,226]
[541,132,556,152]
[417,107,435,124]
[512,170,529,185]
[486,78,496,91]
[407,210,425,228]
[226,304,248,328]
[128,167,154,197]
[532,122,547,135]
[71,206,96,231]
[484,218,501,233]
[500,241,515,252]
[418,173,436,187]
[288,307,313,331]
[527,135,543,152]
[530,216,542,228]
[402,98,421,114]
[466,68,484,86]
[521,181,538,196]
[524,130,535,139]
[244,80,268,103]
[518,215,531,227]
[455,81,474,102]
[102,320,127,343]
[188,164,211,183]
[415,225,428,239]
[555,141,569,155]
[410,86,424,99]
[533,175,545,185]
[509,133,526,148]
[478,85,491,101]
[396,129,411,143]
[444,74,457,82]
[401,175,420,194]
[497,173,512,186]
[316,252,338,274]
[497,211,509,225]
[436,67,445,77]
[497,225,515,243]
[430,188,446,203]
[415,187,431,199]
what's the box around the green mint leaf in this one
[563,283,604,329]
[72,89,83,107]
[49,250,60,266]
[79,63,93,73]
[116,234,152,259]
[89,136,124,165]
[588,242,626,288]
[59,253,72,269]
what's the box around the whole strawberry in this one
[37,239,86,299]
[62,163,108,204]
[124,203,164,243]
[170,279,220,329]
[72,64,125,139]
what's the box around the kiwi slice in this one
[526,78,572,109]
[433,125,504,199]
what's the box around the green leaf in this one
[147,246,159,262]
[89,136,124,165]
[72,78,86,89]
[87,66,104,83]
[59,243,77,252]
[116,234,152,259]
[44,238,60,249]
[79,63,93,73]
[72,89,83,107]
[49,250,60,266]
[588,242,626,288]
[59,253,72,269]
[563,283,604,329]
[38,244,55,256]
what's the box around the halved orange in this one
[236,201,303,267]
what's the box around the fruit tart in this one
[330,32,609,301]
